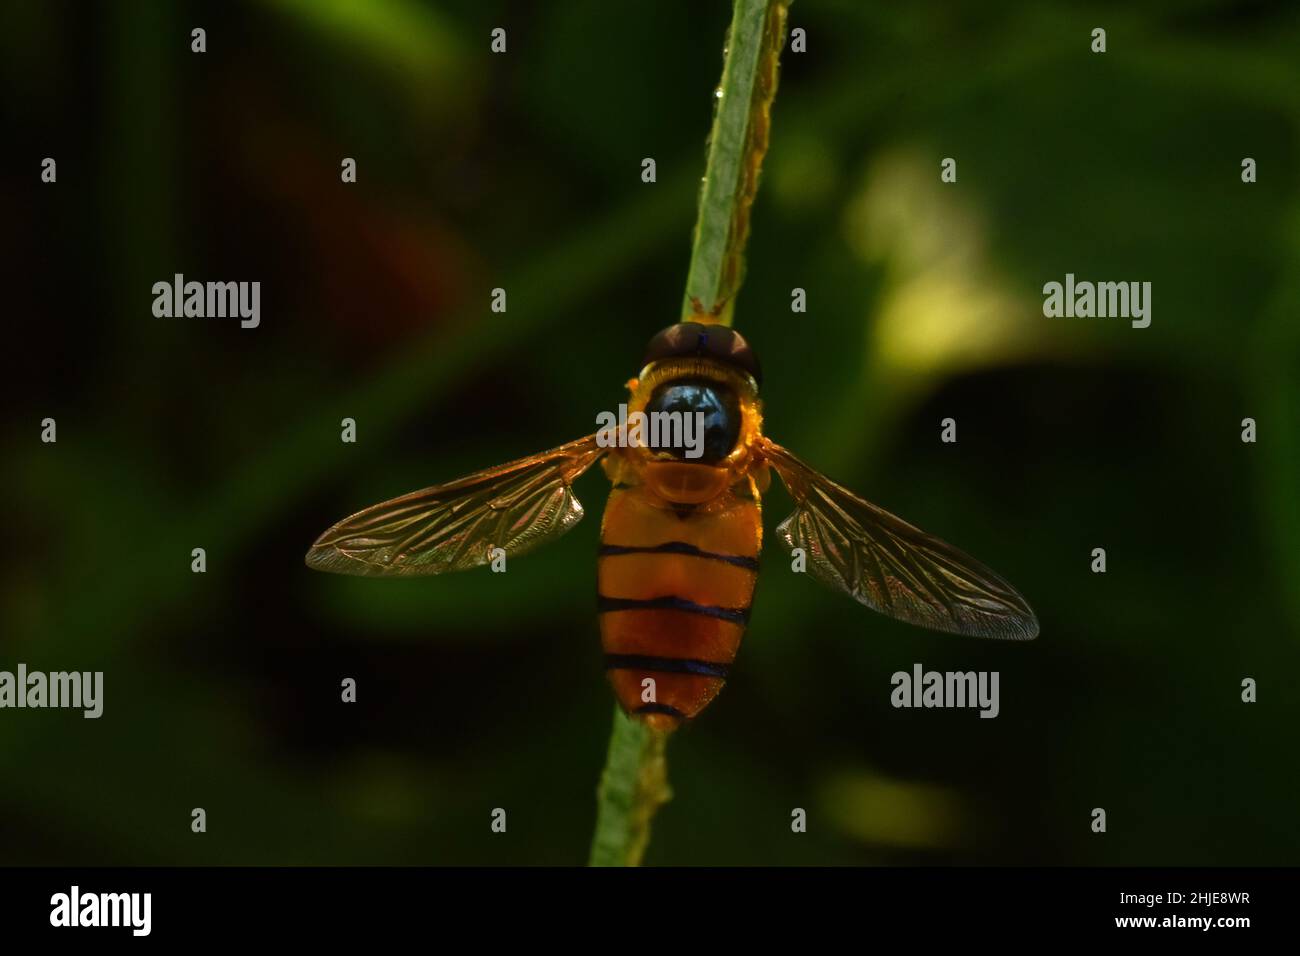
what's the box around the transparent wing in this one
[305,434,606,577]
[760,437,1038,640]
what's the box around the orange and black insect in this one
[306,320,1038,730]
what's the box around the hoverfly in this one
[306,320,1038,730]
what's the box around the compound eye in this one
[642,322,762,385]
[643,322,704,365]
[701,327,760,384]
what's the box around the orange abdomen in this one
[597,481,762,730]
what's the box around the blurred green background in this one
[3,0,1298,865]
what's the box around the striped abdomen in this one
[597,482,762,730]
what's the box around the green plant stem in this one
[682,0,790,327]
[588,707,672,866]
[588,0,791,867]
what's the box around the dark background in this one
[2,0,1298,865]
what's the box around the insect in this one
[306,320,1038,730]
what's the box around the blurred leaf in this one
[819,768,968,850]
[265,0,469,88]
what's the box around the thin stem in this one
[588,0,791,867]
[682,0,790,327]
[588,707,672,866]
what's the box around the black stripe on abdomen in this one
[597,594,750,625]
[599,540,759,571]
[604,653,730,678]
[635,702,686,719]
